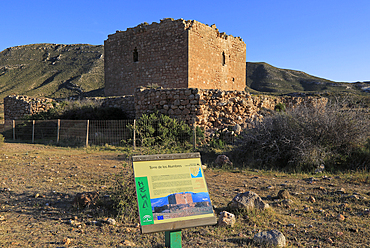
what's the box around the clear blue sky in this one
[2,0,369,82]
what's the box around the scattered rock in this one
[277,189,290,199]
[303,206,312,213]
[68,219,82,227]
[307,196,316,203]
[63,238,71,245]
[233,124,242,134]
[349,228,358,233]
[326,237,334,244]
[313,186,327,193]
[281,199,293,205]
[229,191,269,211]
[120,240,136,247]
[305,177,319,184]
[315,164,325,173]
[218,211,236,227]
[87,220,102,226]
[253,230,286,247]
[322,175,331,180]
[348,195,359,200]
[73,191,99,208]
[339,203,348,209]
[104,218,117,226]
[336,188,346,194]
[215,155,232,166]
[286,223,296,228]
[337,214,345,222]
[0,215,5,221]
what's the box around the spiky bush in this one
[232,99,370,172]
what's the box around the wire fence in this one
[1,119,202,148]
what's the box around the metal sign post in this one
[165,230,182,248]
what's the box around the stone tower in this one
[104,18,246,96]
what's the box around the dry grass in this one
[0,143,369,247]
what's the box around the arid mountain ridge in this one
[0,43,369,101]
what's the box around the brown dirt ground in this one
[0,143,369,247]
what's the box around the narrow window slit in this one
[133,47,138,62]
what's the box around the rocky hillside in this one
[246,62,368,95]
[0,44,104,100]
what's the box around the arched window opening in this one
[222,51,226,66]
[133,47,138,62]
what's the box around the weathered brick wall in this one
[104,18,189,96]
[104,18,246,96]
[188,21,246,91]
[4,95,55,120]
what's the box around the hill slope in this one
[0,44,104,100]
[246,62,367,95]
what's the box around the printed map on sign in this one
[132,153,216,233]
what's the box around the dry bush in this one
[232,99,370,172]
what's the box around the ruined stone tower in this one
[104,18,246,96]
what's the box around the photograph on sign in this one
[132,153,217,233]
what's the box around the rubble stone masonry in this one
[5,90,327,131]
[4,95,135,120]
[134,88,328,129]
[104,18,246,96]
[4,95,54,120]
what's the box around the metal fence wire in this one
[2,119,202,147]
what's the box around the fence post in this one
[57,119,60,143]
[193,117,196,150]
[32,120,35,143]
[12,120,15,141]
[86,120,89,147]
[133,119,136,150]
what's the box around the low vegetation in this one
[231,99,370,173]
[26,99,128,120]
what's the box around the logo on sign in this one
[142,214,153,223]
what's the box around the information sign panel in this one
[132,153,217,233]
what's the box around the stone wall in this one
[4,95,136,120]
[4,90,328,132]
[100,95,135,119]
[104,18,246,96]
[134,88,328,130]
[4,95,54,120]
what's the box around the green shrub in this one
[127,112,203,148]
[274,102,286,112]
